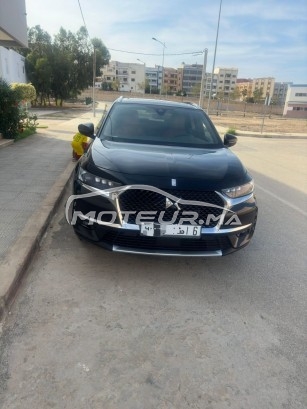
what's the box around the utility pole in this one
[199,48,208,108]
[92,48,96,117]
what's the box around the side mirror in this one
[78,122,95,139]
[224,133,237,147]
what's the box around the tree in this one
[191,83,201,97]
[24,25,111,105]
[229,87,241,101]
[253,88,263,103]
[111,79,120,91]
[241,88,248,101]
[92,37,111,77]
[23,26,53,105]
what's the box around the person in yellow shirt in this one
[71,132,88,161]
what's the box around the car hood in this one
[84,138,249,189]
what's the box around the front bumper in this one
[68,181,258,257]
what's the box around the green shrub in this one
[11,82,36,103]
[0,79,22,139]
[226,127,237,135]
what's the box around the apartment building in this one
[252,77,275,99]
[100,61,145,93]
[236,77,277,102]
[236,79,253,99]
[181,65,238,98]
[163,67,179,94]
[145,66,161,93]
[273,82,292,106]
[283,84,307,118]
[181,64,203,95]
[214,67,238,97]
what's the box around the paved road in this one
[0,138,306,409]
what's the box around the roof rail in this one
[115,96,124,103]
[183,101,200,108]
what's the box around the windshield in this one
[99,103,223,148]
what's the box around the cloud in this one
[25,0,307,83]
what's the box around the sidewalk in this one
[0,103,107,320]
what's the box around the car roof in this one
[114,96,202,110]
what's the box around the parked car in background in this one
[67,97,258,256]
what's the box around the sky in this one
[24,0,307,84]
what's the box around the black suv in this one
[66,97,257,256]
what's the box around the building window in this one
[295,93,307,97]
[131,70,136,74]
[131,78,135,82]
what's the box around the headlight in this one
[78,167,121,189]
[222,181,254,198]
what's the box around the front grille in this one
[102,230,230,252]
[118,189,225,227]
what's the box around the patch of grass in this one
[15,127,36,141]
[226,127,237,135]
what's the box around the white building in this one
[101,61,145,93]
[0,0,27,84]
[0,0,28,48]
[145,66,160,93]
[283,84,307,118]
[0,47,26,83]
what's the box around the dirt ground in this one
[211,113,307,134]
[33,102,307,135]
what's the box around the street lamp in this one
[207,0,223,115]
[152,37,166,95]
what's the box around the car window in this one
[100,103,223,148]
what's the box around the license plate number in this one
[140,223,201,238]
[162,225,201,237]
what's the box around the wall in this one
[0,46,26,83]
[80,89,284,116]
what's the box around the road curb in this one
[0,139,14,150]
[0,160,75,321]
[214,126,307,140]
[235,132,307,139]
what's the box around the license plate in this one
[162,225,201,237]
[140,223,201,238]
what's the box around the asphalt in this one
[0,104,306,320]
